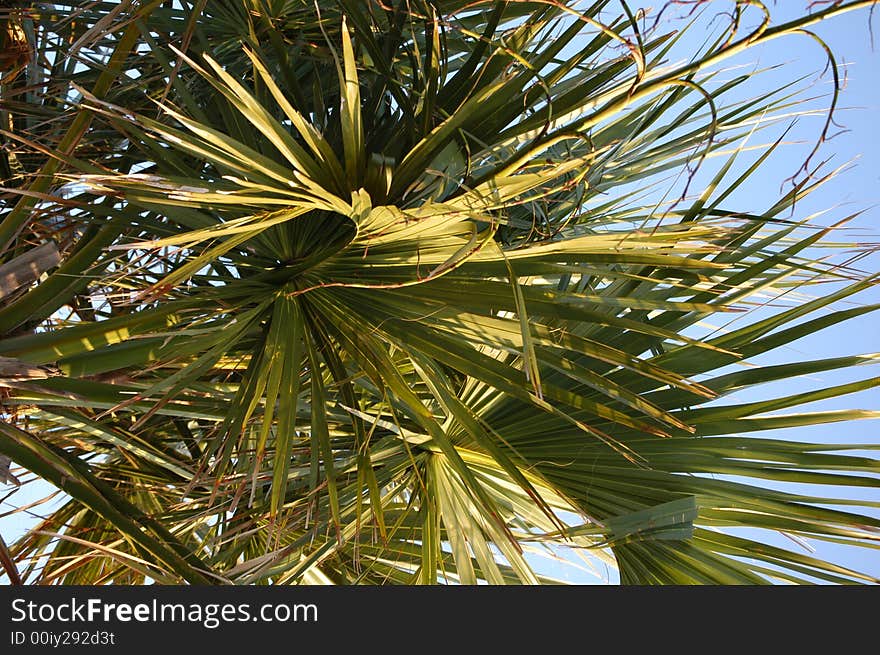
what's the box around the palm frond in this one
[0,0,878,585]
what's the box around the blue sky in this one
[2,2,878,584]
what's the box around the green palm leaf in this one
[0,0,878,585]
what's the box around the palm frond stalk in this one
[0,0,878,585]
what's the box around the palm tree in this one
[0,0,878,585]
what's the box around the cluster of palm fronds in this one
[0,0,878,585]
